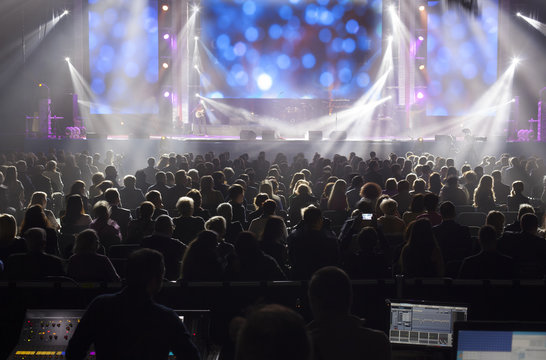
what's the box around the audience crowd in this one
[1,148,545,282]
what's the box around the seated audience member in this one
[67,229,120,282]
[5,228,64,281]
[289,183,318,225]
[181,230,224,282]
[392,180,412,215]
[119,175,145,211]
[186,189,210,221]
[327,179,349,211]
[66,249,200,360]
[127,201,156,244]
[165,170,191,211]
[409,178,429,196]
[507,181,531,211]
[402,194,425,225]
[439,176,468,206]
[227,184,247,227]
[104,165,121,189]
[4,165,25,211]
[142,215,186,281]
[43,160,64,194]
[377,198,405,235]
[217,202,244,244]
[473,175,497,213]
[428,172,442,195]
[173,197,205,245]
[307,267,391,360]
[344,228,391,279]
[400,219,444,277]
[491,170,510,205]
[29,191,59,230]
[356,182,382,215]
[20,204,58,255]
[145,190,169,219]
[68,180,91,213]
[346,175,364,210]
[505,213,546,278]
[247,193,269,223]
[31,165,53,198]
[227,231,286,281]
[104,188,132,242]
[505,204,535,233]
[486,210,505,238]
[61,195,93,235]
[235,304,311,360]
[416,193,442,226]
[88,173,105,200]
[383,178,398,197]
[259,216,289,270]
[433,201,473,267]
[200,175,224,214]
[90,201,121,252]
[458,225,513,279]
[204,216,235,264]
[249,199,284,239]
[0,214,26,263]
[147,171,171,202]
[287,206,339,279]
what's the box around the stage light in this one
[192,5,200,13]
[418,137,424,142]
[163,34,170,40]
[419,5,425,11]
[65,57,70,62]
[163,91,171,98]
[387,35,393,42]
[62,10,69,16]
[194,36,199,41]
[511,98,516,103]
[38,83,43,87]
[389,5,396,13]
[516,12,521,17]
[511,57,521,66]
[419,64,425,70]
[418,35,424,41]
[162,4,169,11]
[195,93,200,97]
[194,65,199,70]
[162,62,169,69]
[417,91,425,100]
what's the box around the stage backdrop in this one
[200,0,383,100]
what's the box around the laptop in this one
[453,321,546,360]
[387,299,468,348]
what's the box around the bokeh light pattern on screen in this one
[88,0,159,114]
[201,0,383,99]
[426,0,499,116]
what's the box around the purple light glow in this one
[163,33,170,40]
[163,91,171,98]
[416,91,425,100]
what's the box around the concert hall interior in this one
[0,0,545,359]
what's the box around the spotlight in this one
[387,35,393,42]
[516,12,521,17]
[194,65,199,70]
[162,62,169,69]
[163,91,171,98]
[65,57,70,62]
[162,4,169,11]
[163,34,170,40]
[194,36,199,41]
[419,5,425,11]
[419,64,425,70]
[195,93,200,97]
[192,5,200,13]
[511,98,516,103]
[389,5,396,13]
[418,35,424,41]
[38,83,43,87]
[416,91,425,100]
[511,57,521,66]
[62,10,69,16]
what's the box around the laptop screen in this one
[388,300,468,347]
[454,322,546,360]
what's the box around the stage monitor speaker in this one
[329,131,347,141]
[308,131,323,141]
[262,130,276,140]
[240,130,257,140]
[86,132,107,139]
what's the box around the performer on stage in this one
[193,103,207,136]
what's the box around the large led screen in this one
[200,0,383,99]
[426,0,499,116]
[88,0,159,114]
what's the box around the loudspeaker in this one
[240,130,257,140]
[262,130,275,140]
[308,131,323,141]
[329,131,347,141]
[86,132,107,139]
